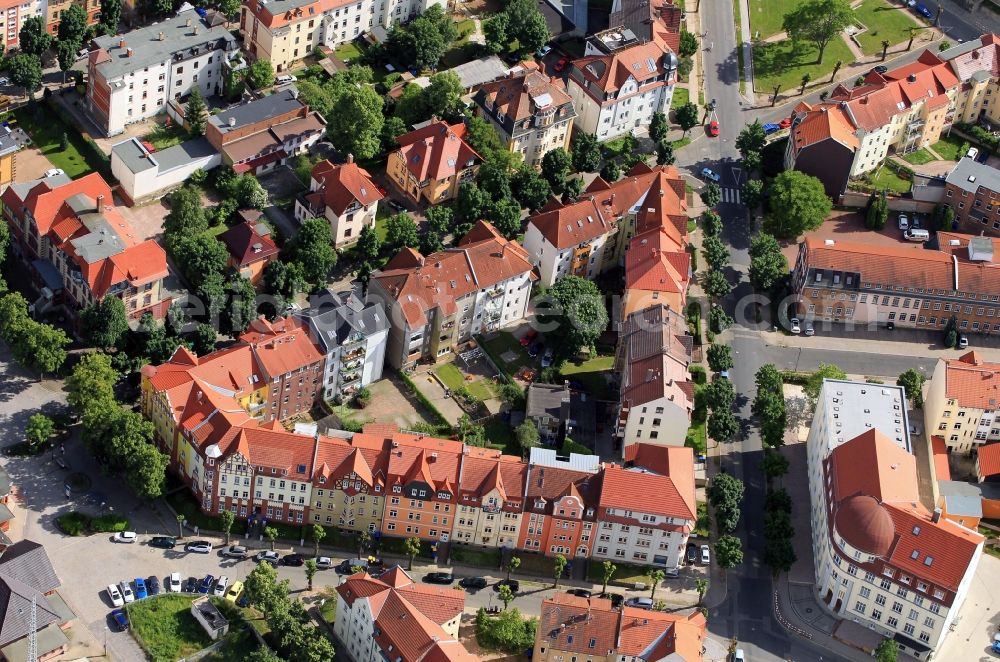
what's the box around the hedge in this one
[689,365,707,384]
[55,511,129,536]
[779,370,811,385]
[43,98,115,182]
[398,370,452,431]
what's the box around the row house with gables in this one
[311,443,388,533]
[453,449,527,548]
[380,433,463,543]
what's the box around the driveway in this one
[934,552,1000,661]
[14,145,56,182]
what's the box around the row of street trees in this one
[707,473,745,569]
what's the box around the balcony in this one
[486,287,504,299]
[342,358,362,371]
[340,371,360,385]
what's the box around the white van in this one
[904,228,929,242]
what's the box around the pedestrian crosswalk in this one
[721,187,742,204]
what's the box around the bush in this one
[476,608,537,653]
[56,512,90,536]
[562,437,591,455]
[90,514,130,533]
[689,365,707,384]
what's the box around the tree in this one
[243,561,288,612]
[357,224,381,262]
[874,638,898,662]
[771,83,782,107]
[186,88,208,136]
[498,583,515,610]
[25,413,53,448]
[57,3,88,49]
[742,178,764,209]
[866,189,888,230]
[799,72,811,95]
[287,218,337,288]
[701,235,729,271]
[647,569,665,599]
[514,421,539,456]
[766,488,792,513]
[423,71,465,120]
[701,182,721,208]
[715,535,744,568]
[649,112,669,144]
[709,472,745,509]
[9,54,42,98]
[220,509,235,545]
[306,524,326,559]
[66,352,118,413]
[466,115,505,159]
[897,369,926,408]
[512,166,552,211]
[216,0,240,17]
[679,28,698,58]
[703,379,736,411]
[457,415,487,447]
[600,160,621,183]
[81,296,129,350]
[708,410,739,442]
[675,103,699,135]
[710,306,734,333]
[237,175,269,209]
[944,315,959,349]
[707,344,734,373]
[538,276,608,360]
[552,554,567,588]
[600,561,616,595]
[245,59,275,89]
[385,5,456,69]
[655,139,675,166]
[562,176,584,202]
[491,198,523,239]
[357,530,372,559]
[571,132,601,172]
[505,555,521,582]
[505,0,550,57]
[18,16,51,57]
[403,536,421,570]
[748,233,788,292]
[764,508,794,540]
[763,535,797,574]
[165,186,208,236]
[764,170,832,239]
[701,210,723,236]
[880,39,891,62]
[541,148,571,194]
[742,150,761,174]
[172,233,228,288]
[456,182,491,229]
[264,526,278,551]
[328,82,384,160]
[302,558,318,591]
[702,270,732,299]
[384,213,420,254]
[736,120,766,158]
[782,0,856,63]
[483,11,510,55]
[189,323,215,357]
[804,363,848,404]
[478,157,513,202]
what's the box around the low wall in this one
[839,191,939,214]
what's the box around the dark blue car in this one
[915,3,932,17]
[112,609,128,631]
[762,123,781,135]
[198,575,215,594]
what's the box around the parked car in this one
[44,168,64,178]
[904,228,929,242]
[459,576,488,590]
[169,572,182,592]
[424,572,455,584]
[540,348,554,368]
[336,559,368,574]
[967,146,980,160]
[708,120,720,137]
[494,579,520,593]
[686,544,698,564]
[898,213,909,230]
[225,581,244,603]
[914,3,932,17]
[282,553,306,567]
[733,649,746,662]
[528,342,542,358]
[762,122,780,135]
[789,317,801,334]
[665,567,680,578]
[700,167,721,182]
[315,556,335,569]
[106,584,124,607]
[185,540,213,554]
[553,56,570,72]
[112,531,137,543]
[183,577,197,593]
[222,545,248,559]
[520,329,538,347]
[873,65,888,74]
[608,593,624,609]
[119,581,134,603]
[959,334,969,349]
[213,576,229,597]
[700,545,711,564]
[804,322,815,337]
[778,117,792,129]
[257,550,280,565]
[536,45,552,58]
[149,536,176,549]
[567,588,592,598]
[112,609,129,631]
[198,575,215,594]
[275,74,297,85]
[147,576,161,596]
[133,578,147,600]
[624,597,654,610]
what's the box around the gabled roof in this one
[941,33,1000,81]
[941,350,1000,411]
[308,157,383,216]
[240,316,325,378]
[394,120,482,183]
[599,460,695,521]
[527,197,609,249]
[619,305,693,410]
[0,542,59,595]
[978,442,1000,479]
[571,40,674,97]
[475,69,574,123]
[789,103,860,152]
[217,219,279,268]
[625,227,690,294]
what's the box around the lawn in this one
[454,18,476,45]
[127,595,213,662]
[434,362,496,401]
[143,122,187,151]
[748,0,801,38]
[671,87,690,109]
[586,561,655,587]
[863,164,912,194]
[480,332,533,376]
[852,0,922,56]
[931,134,968,161]
[559,354,614,399]
[484,418,516,454]
[12,104,103,179]
[902,148,935,165]
[333,41,363,62]
[752,36,854,93]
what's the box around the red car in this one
[779,117,792,129]
[520,329,538,347]
[707,120,719,137]
[553,57,570,72]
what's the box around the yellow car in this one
[225,580,244,603]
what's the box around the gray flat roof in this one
[448,56,509,89]
[526,383,570,419]
[112,138,155,174]
[939,479,1000,501]
[70,215,128,264]
[209,89,302,134]
[816,380,911,454]
[945,157,1000,194]
[93,9,236,81]
[943,493,982,518]
[114,136,217,175]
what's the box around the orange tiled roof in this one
[571,40,675,99]
[309,158,383,216]
[978,442,1000,478]
[477,69,573,123]
[931,435,951,481]
[395,120,481,183]
[240,316,324,378]
[625,227,690,293]
[789,103,860,152]
[527,197,609,249]
[943,350,1000,410]
[599,462,695,521]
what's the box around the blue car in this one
[915,3,932,17]
[198,575,215,594]
[762,123,781,135]
[133,578,147,600]
[112,609,128,631]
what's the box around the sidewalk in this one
[762,325,1000,362]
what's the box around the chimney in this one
[193,27,199,35]
[347,153,354,164]
[932,508,942,523]
[118,38,126,49]
[907,73,917,83]
[127,48,133,57]
[228,116,236,128]
[96,194,104,210]
[158,31,165,41]
[186,17,192,26]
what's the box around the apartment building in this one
[939,34,1000,127]
[565,26,678,140]
[790,235,1000,336]
[334,568,473,662]
[453,448,526,549]
[294,156,383,247]
[240,0,446,73]
[0,172,171,321]
[217,212,280,286]
[206,88,326,175]
[535,593,706,662]
[46,0,98,36]
[523,163,689,290]
[943,157,1000,236]
[310,441,387,533]
[622,223,690,316]
[0,0,45,52]
[807,379,982,660]
[0,122,23,188]
[525,382,571,444]
[86,9,239,136]
[783,102,860,198]
[240,316,326,421]
[615,304,693,449]
[369,221,535,370]
[387,120,482,206]
[472,69,576,167]
[591,444,695,569]
[925,351,1000,453]
[609,0,683,45]
[296,289,388,403]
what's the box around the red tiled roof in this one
[943,350,1000,410]
[978,442,1000,479]
[240,316,324,378]
[217,220,279,268]
[395,120,481,183]
[790,103,860,152]
[571,40,674,98]
[884,502,982,592]
[625,227,689,293]
[931,435,951,481]
[527,198,609,249]
[476,69,573,122]
[309,158,383,216]
[599,462,695,521]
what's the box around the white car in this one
[700,545,711,565]
[169,572,182,592]
[540,348,553,368]
[804,323,814,336]
[898,213,909,230]
[733,649,745,662]
[119,581,135,603]
[700,167,721,182]
[257,550,280,565]
[44,168,65,178]
[275,74,297,85]
[0,77,8,86]
[113,531,137,543]
[212,576,229,597]
[536,45,552,57]
[789,317,801,334]
[106,584,124,607]
[315,556,335,569]
[967,146,979,160]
